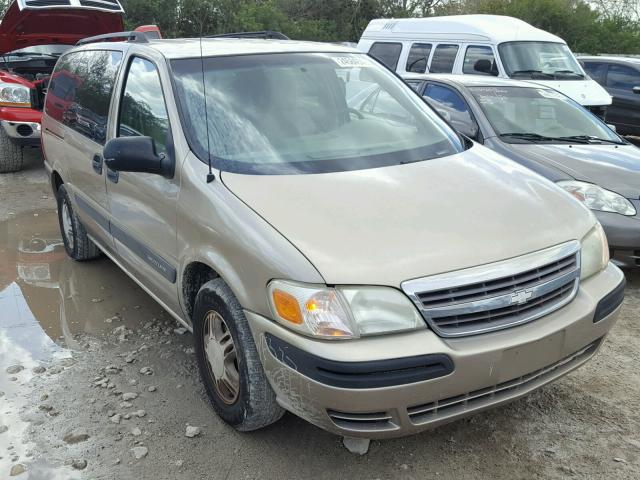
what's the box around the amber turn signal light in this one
[272,289,303,325]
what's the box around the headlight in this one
[580,223,609,280]
[558,180,636,216]
[0,82,30,107]
[267,280,425,339]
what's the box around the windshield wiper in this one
[500,132,557,142]
[554,135,625,145]
[499,132,591,144]
[4,52,59,59]
[510,70,554,79]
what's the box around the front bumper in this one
[247,263,625,439]
[595,210,640,268]
[1,120,41,146]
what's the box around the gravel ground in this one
[1,152,639,479]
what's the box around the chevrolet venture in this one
[42,35,625,438]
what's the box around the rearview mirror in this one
[103,136,174,178]
[474,59,498,76]
[634,86,640,94]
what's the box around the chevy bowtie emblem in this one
[511,289,533,305]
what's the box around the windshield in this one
[170,53,463,175]
[5,44,71,57]
[499,42,585,80]
[470,86,622,144]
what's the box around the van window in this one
[45,50,123,145]
[118,57,171,156]
[406,43,432,73]
[430,45,459,74]
[463,46,498,76]
[368,42,402,70]
[606,64,640,91]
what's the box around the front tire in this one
[193,279,283,431]
[0,128,23,173]
[56,184,100,261]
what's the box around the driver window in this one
[119,57,170,156]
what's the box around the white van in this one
[357,15,612,114]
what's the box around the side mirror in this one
[634,86,640,94]
[607,124,617,132]
[435,107,451,122]
[454,121,479,140]
[103,136,173,178]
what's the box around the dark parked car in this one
[403,74,640,268]
[579,56,640,137]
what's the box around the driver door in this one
[106,54,180,313]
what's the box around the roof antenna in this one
[199,36,215,183]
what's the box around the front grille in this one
[407,339,601,425]
[24,0,71,6]
[79,0,123,11]
[402,241,581,337]
[327,409,398,433]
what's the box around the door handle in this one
[92,154,103,174]
[107,167,119,184]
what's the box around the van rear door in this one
[43,49,124,250]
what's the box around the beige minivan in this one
[41,33,625,439]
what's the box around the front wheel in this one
[0,128,23,173]
[193,279,283,431]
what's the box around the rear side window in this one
[582,62,607,83]
[406,43,432,73]
[606,64,640,91]
[430,44,459,73]
[368,42,402,70]
[463,46,498,76]
[118,57,170,156]
[45,50,123,145]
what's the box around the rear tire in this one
[0,128,23,173]
[56,184,100,261]
[193,278,284,431]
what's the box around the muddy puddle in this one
[0,209,170,478]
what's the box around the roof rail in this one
[76,31,149,46]
[207,31,290,40]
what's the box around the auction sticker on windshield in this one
[333,56,371,68]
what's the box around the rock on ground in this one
[132,446,148,459]
[63,428,90,444]
[342,436,370,455]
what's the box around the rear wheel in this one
[0,128,23,173]
[193,279,283,431]
[56,184,100,261]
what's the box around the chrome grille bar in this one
[401,241,581,337]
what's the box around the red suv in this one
[0,0,124,172]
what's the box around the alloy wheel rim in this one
[203,310,240,405]
[61,201,74,251]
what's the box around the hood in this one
[222,145,595,287]
[508,143,640,200]
[527,79,612,107]
[0,0,124,54]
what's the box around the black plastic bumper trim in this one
[594,276,626,323]
[264,333,454,389]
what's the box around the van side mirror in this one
[104,136,174,178]
[634,86,640,94]
[607,124,617,132]
[455,121,479,140]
